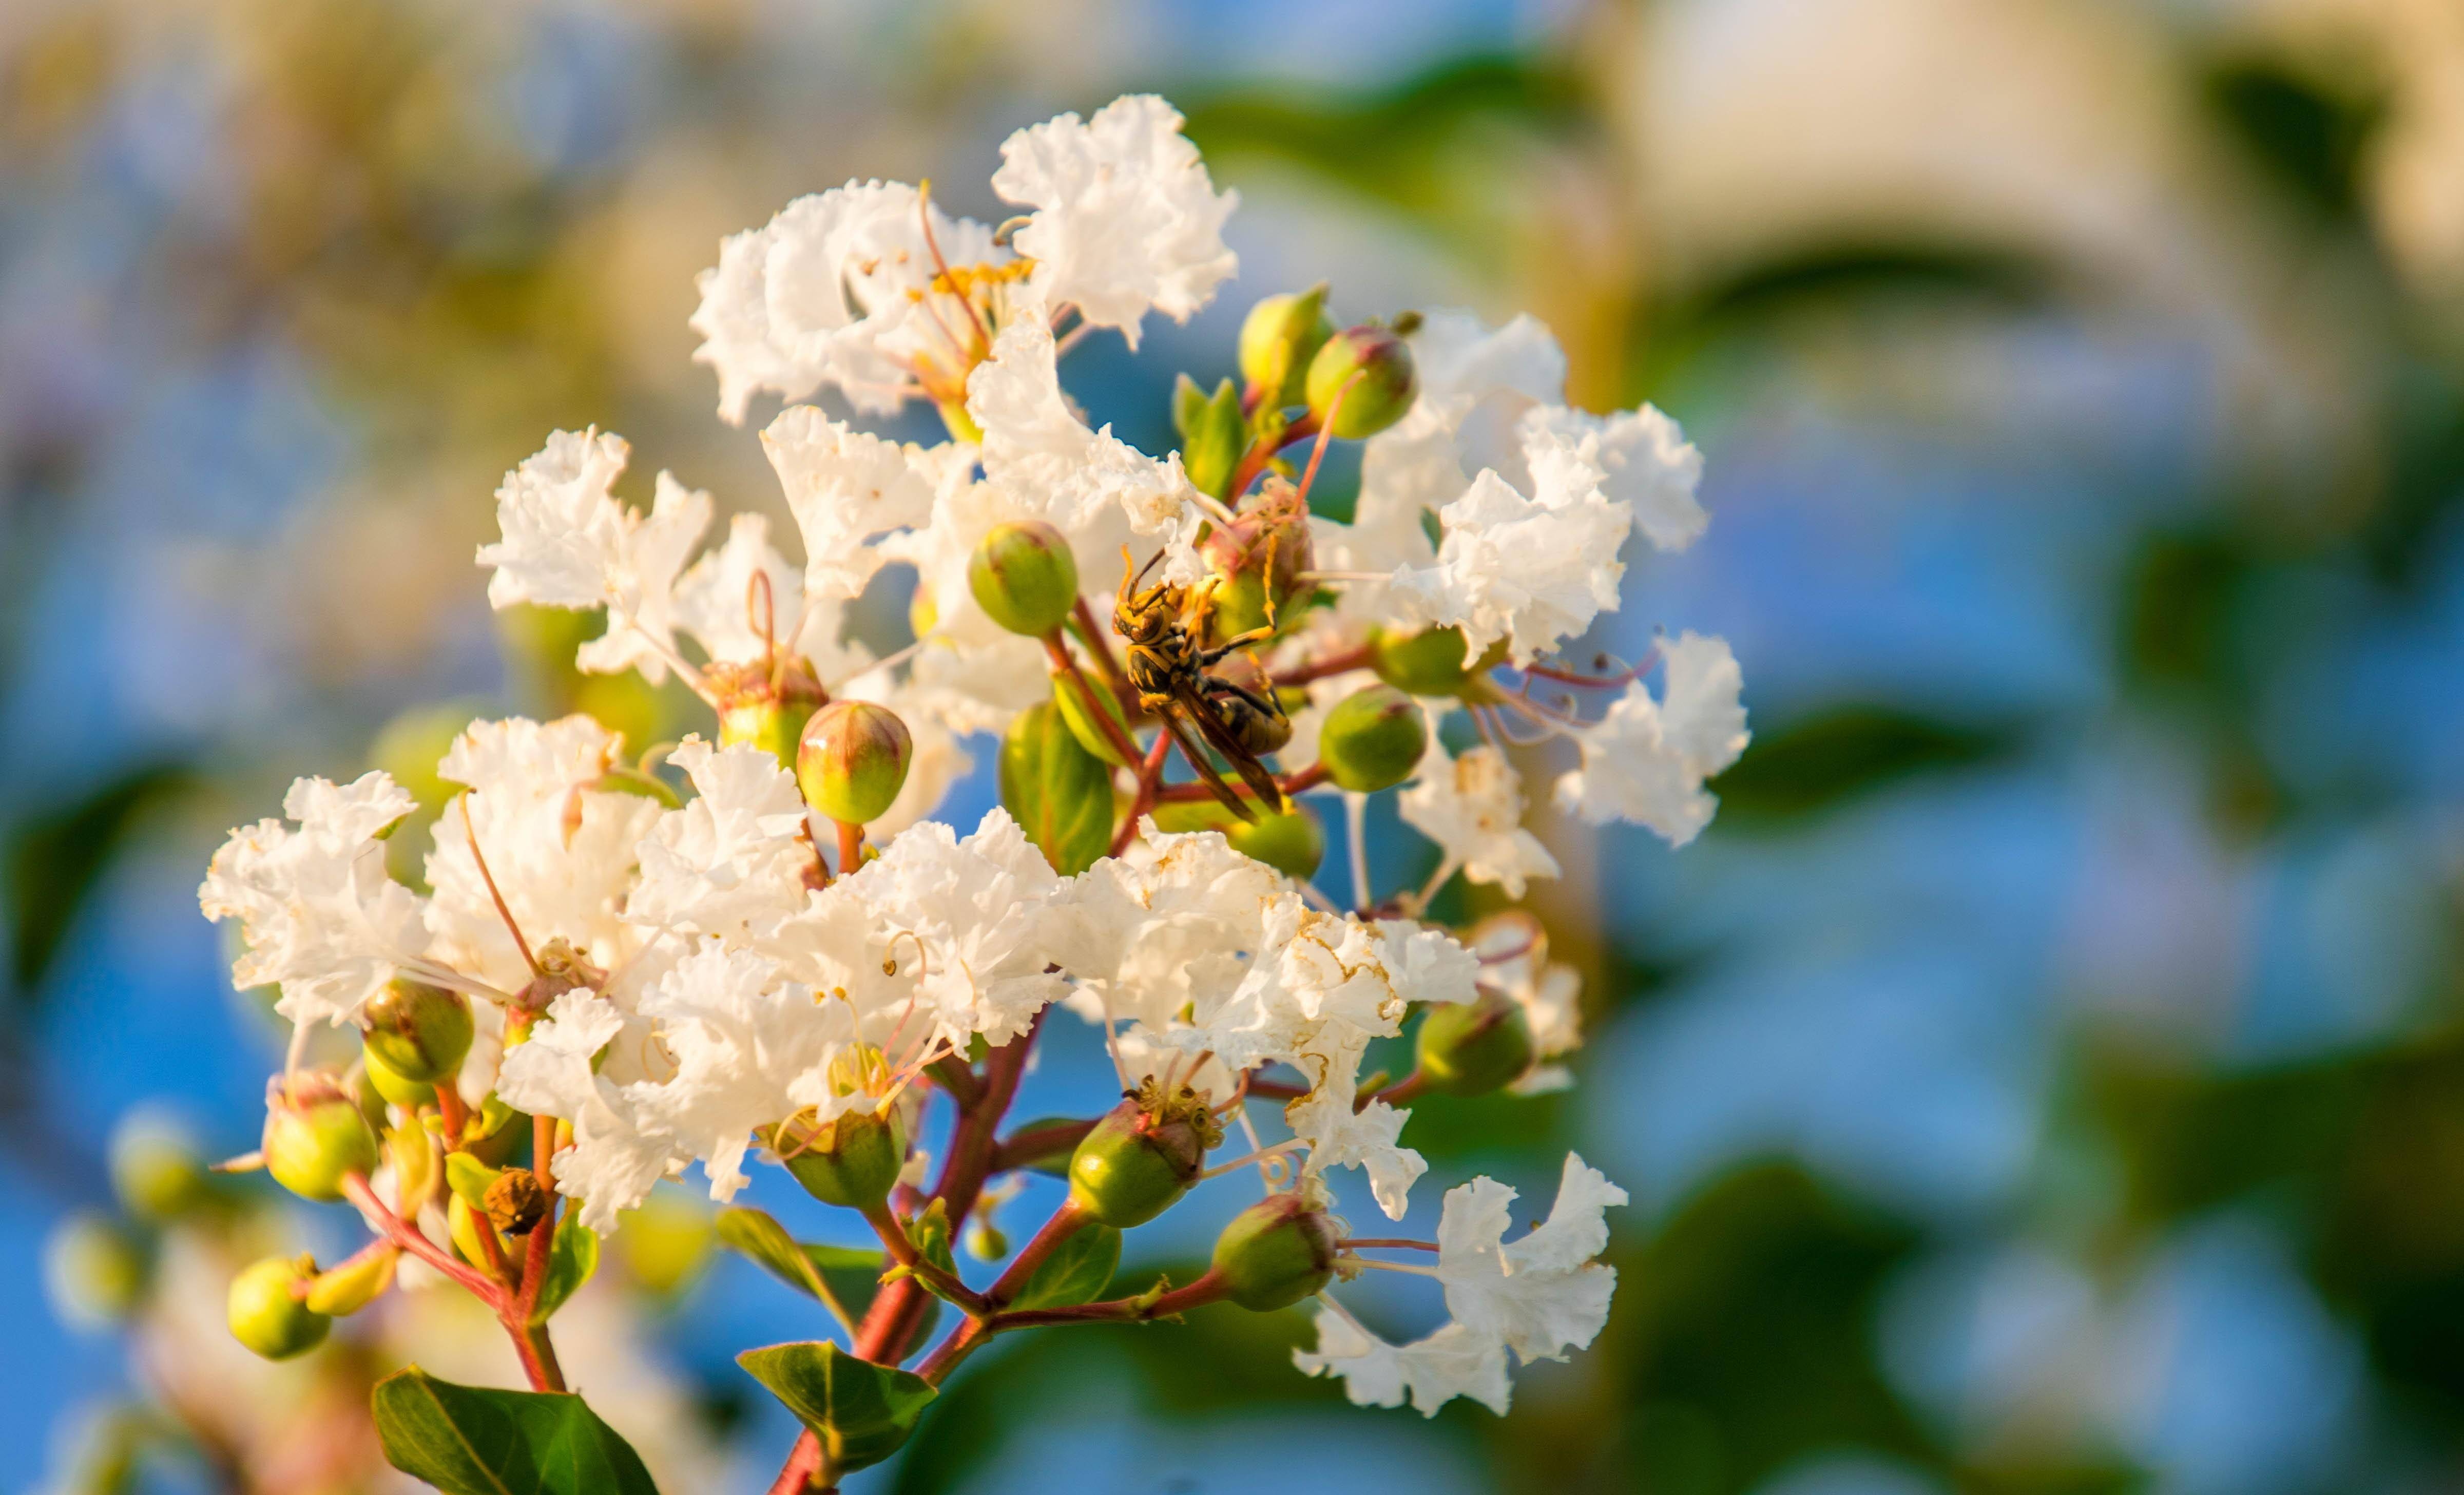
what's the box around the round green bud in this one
[44,1213,148,1328]
[1305,325,1418,439]
[772,1105,906,1211]
[263,1080,380,1203]
[226,1255,330,1360]
[361,977,473,1084]
[798,700,913,825]
[1414,993,1536,1097]
[1370,624,1509,697]
[108,1111,210,1223]
[712,658,827,771]
[1317,684,1429,793]
[968,521,1081,637]
[1153,798,1326,880]
[360,1045,433,1110]
[1211,1195,1339,1311]
[1239,284,1334,409]
[1067,1097,1209,1229]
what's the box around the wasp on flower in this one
[194,92,1745,1492]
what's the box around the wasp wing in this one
[1179,684,1288,814]
[1155,704,1260,822]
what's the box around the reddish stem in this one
[1109,732,1173,856]
[835,819,863,879]
[1340,1238,1439,1251]
[341,1173,498,1302]
[1273,643,1375,687]
[433,1084,468,1147]
[1069,598,1135,700]
[990,1117,1096,1173]
[1151,761,1329,804]
[987,1269,1231,1332]
[1225,412,1320,502]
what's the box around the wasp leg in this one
[1196,627,1276,667]
[1201,676,1285,721]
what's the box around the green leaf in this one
[1708,705,2024,825]
[738,1341,937,1477]
[1007,1221,1120,1311]
[371,1366,658,1495]
[714,1206,861,1333]
[999,702,1113,875]
[529,1224,597,1323]
[5,763,192,994]
[446,1154,503,1210]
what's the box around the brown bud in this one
[484,1168,550,1236]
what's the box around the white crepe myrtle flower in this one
[1553,631,1749,846]
[993,93,1238,346]
[763,407,948,603]
[1398,744,1562,898]
[628,738,814,944]
[199,772,429,1029]
[1286,1026,1426,1219]
[1295,1313,1512,1418]
[671,512,870,684]
[476,431,711,685]
[495,987,678,1234]
[1437,1154,1626,1364]
[1389,422,1630,665]
[424,717,662,993]
[1048,821,1287,1033]
[1525,403,1707,554]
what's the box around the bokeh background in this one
[9,0,2464,1490]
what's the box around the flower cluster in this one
[197,95,1745,1484]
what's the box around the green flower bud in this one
[108,1111,210,1223]
[1318,684,1428,793]
[1211,1194,1339,1311]
[1067,1085,1220,1229]
[304,1244,398,1316]
[263,1078,380,1203]
[226,1255,330,1360]
[1414,993,1536,1097]
[1370,624,1508,697]
[1051,667,1137,768]
[1000,701,1114,876]
[44,1213,148,1328]
[968,521,1081,637]
[1305,324,1418,439]
[361,977,473,1085]
[1203,481,1315,645]
[771,1105,906,1211]
[711,658,828,771]
[1239,284,1334,410]
[1152,798,1325,880]
[798,701,913,825]
[360,1045,433,1110]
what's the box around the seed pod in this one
[968,521,1081,637]
[1067,1089,1217,1229]
[772,1105,906,1211]
[1211,1194,1339,1311]
[1152,799,1325,881]
[1317,684,1428,794]
[304,1245,398,1316]
[1305,324,1418,439]
[1239,284,1334,410]
[226,1255,330,1360]
[263,1078,380,1203]
[484,1168,551,1236]
[999,701,1114,876]
[1370,624,1507,697]
[1414,993,1537,1097]
[798,701,913,825]
[361,977,474,1084]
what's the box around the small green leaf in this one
[1172,373,1247,499]
[529,1225,598,1324]
[372,1366,658,1495]
[738,1341,937,1477]
[714,1206,861,1333]
[1008,1221,1120,1311]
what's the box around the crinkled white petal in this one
[628,738,813,944]
[1398,744,1561,898]
[1551,632,1747,846]
[1523,402,1706,554]
[1294,1310,1512,1417]
[763,407,945,602]
[1287,1028,1425,1220]
[1436,1154,1627,1364]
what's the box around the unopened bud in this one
[712,658,827,771]
[1000,701,1113,876]
[360,1046,432,1110]
[1067,1086,1219,1229]
[1371,624,1507,697]
[263,1077,380,1203]
[798,700,913,825]
[361,977,473,1084]
[484,1168,551,1236]
[44,1213,148,1328]
[771,1105,906,1211]
[1211,1194,1339,1311]
[965,1218,1010,1261]
[226,1255,329,1360]
[1317,684,1428,793]
[109,1111,210,1223]
[1203,481,1315,644]
[1305,324,1417,439]
[1153,798,1325,880]
[968,521,1081,637]
[1240,284,1334,410]
[304,1244,398,1316]
[1414,993,1536,1097]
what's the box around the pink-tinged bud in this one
[227,1255,329,1360]
[1317,684,1428,793]
[798,700,913,825]
[1239,284,1334,409]
[263,1077,380,1203]
[1305,324,1418,439]
[1067,1084,1221,1229]
[1414,993,1536,1096]
[711,657,828,772]
[969,521,1081,637]
[361,977,473,1084]
[1211,1194,1339,1311]
[1203,480,1315,645]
